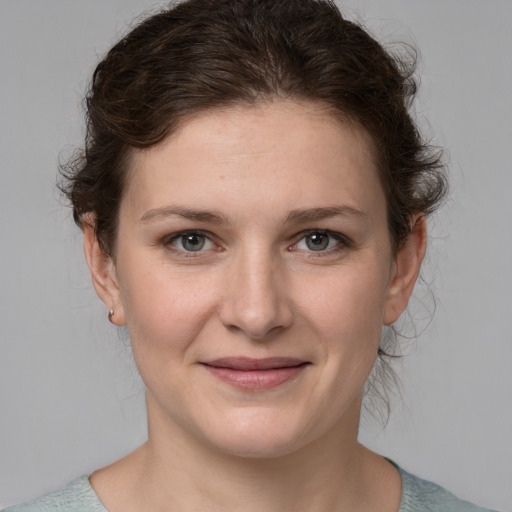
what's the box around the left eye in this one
[169,232,214,252]
[295,231,343,252]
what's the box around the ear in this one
[383,214,427,325]
[83,216,126,326]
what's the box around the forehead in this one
[123,100,385,224]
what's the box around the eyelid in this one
[163,229,220,254]
[289,229,352,252]
[160,228,351,256]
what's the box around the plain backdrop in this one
[1,0,511,510]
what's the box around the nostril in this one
[218,257,293,338]
[219,301,293,340]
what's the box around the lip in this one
[201,357,309,390]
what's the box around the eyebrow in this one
[285,206,369,224]
[139,204,368,225]
[140,206,229,224]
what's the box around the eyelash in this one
[163,230,218,258]
[289,230,352,256]
[162,229,352,258]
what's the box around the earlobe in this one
[383,215,427,325]
[83,216,126,326]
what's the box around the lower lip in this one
[202,364,307,390]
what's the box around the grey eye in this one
[305,232,331,251]
[178,233,207,251]
[166,231,216,254]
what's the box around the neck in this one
[90,394,401,512]
[137,396,391,512]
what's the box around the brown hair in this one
[60,0,447,412]
[61,0,446,257]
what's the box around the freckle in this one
[219,175,225,180]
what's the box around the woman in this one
[2,0,501,510]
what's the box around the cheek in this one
[297,261,390,362]
[117,262,219,368]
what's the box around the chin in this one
[210,433,303,459]
[198,407,316,459]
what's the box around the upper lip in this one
[202,357,307,370]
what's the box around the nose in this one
[219,247,293,340]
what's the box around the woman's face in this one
[88,101,423,457]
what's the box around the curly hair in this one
[60,0,447,415]
[61,0,446,256]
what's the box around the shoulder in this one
[398,467,499,512]
[2,476,107,512]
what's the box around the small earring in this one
[108,309,115,323]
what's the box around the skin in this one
[84,100,426,512]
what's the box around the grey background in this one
[1,1,511,510]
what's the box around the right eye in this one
[166,231,215,253]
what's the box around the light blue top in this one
[3,465,498,512]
